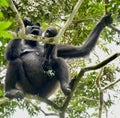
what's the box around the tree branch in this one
[96,68,104,90]
[99,91,103,118]
[0,97,10,105]
[55,0,84,43]
[7,0,25,35]
[83,53,120,71]
[8,31,57,44]
[96,69,104,118]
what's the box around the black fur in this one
[5,14,113,99]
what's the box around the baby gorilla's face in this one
[25,23,42,36]
[44,27,58,38]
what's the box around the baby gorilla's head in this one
[44,27,58,38]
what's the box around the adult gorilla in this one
[5,14,112,99]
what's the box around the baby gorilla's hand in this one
[42,60,52,71]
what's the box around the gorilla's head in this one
[25,23,42,36]
[23,17,42,36]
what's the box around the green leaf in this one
[0,31,13,38]
[0,0,8,7]
[0,12,4,18]
[0,89,4,97]
[0,21,12,30]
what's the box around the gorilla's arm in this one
[5,39,22,61]
[57,14,113,58]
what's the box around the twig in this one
[108,25,120,34]
[102,78,120,90]
[79,96,98,102]
[25,98,58,116]
[96,68,104,90]
[39,97,61,111]
[25,95,60,110]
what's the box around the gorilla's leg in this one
[51,58,71,95]
[5,58,25,99]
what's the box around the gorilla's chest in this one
[20,52,47,85]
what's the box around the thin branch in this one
[83,53,120,71]
[79,96,98,102]
[102,78,120,90]
[25,98,58,116]
[96,68,104,90]
[104,0,109,14]
[0,97,10,105]
[25,95,60,110]
[7,0,25,35]
[55,0,84,43]
[39,97,61,110]
[108,25,120,34]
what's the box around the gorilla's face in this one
[25,23,42,36]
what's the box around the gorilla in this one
[4,14,112,99]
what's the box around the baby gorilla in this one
[43,27,71,95]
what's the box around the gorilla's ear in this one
[23,17,33,27]
[35,23,41,27]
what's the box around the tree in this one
[0,0,120,118]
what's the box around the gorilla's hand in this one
[100,14,113,26]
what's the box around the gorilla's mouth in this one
[31,29,40,35]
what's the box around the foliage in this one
[0,0,120,118]
[0,0,12,71]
